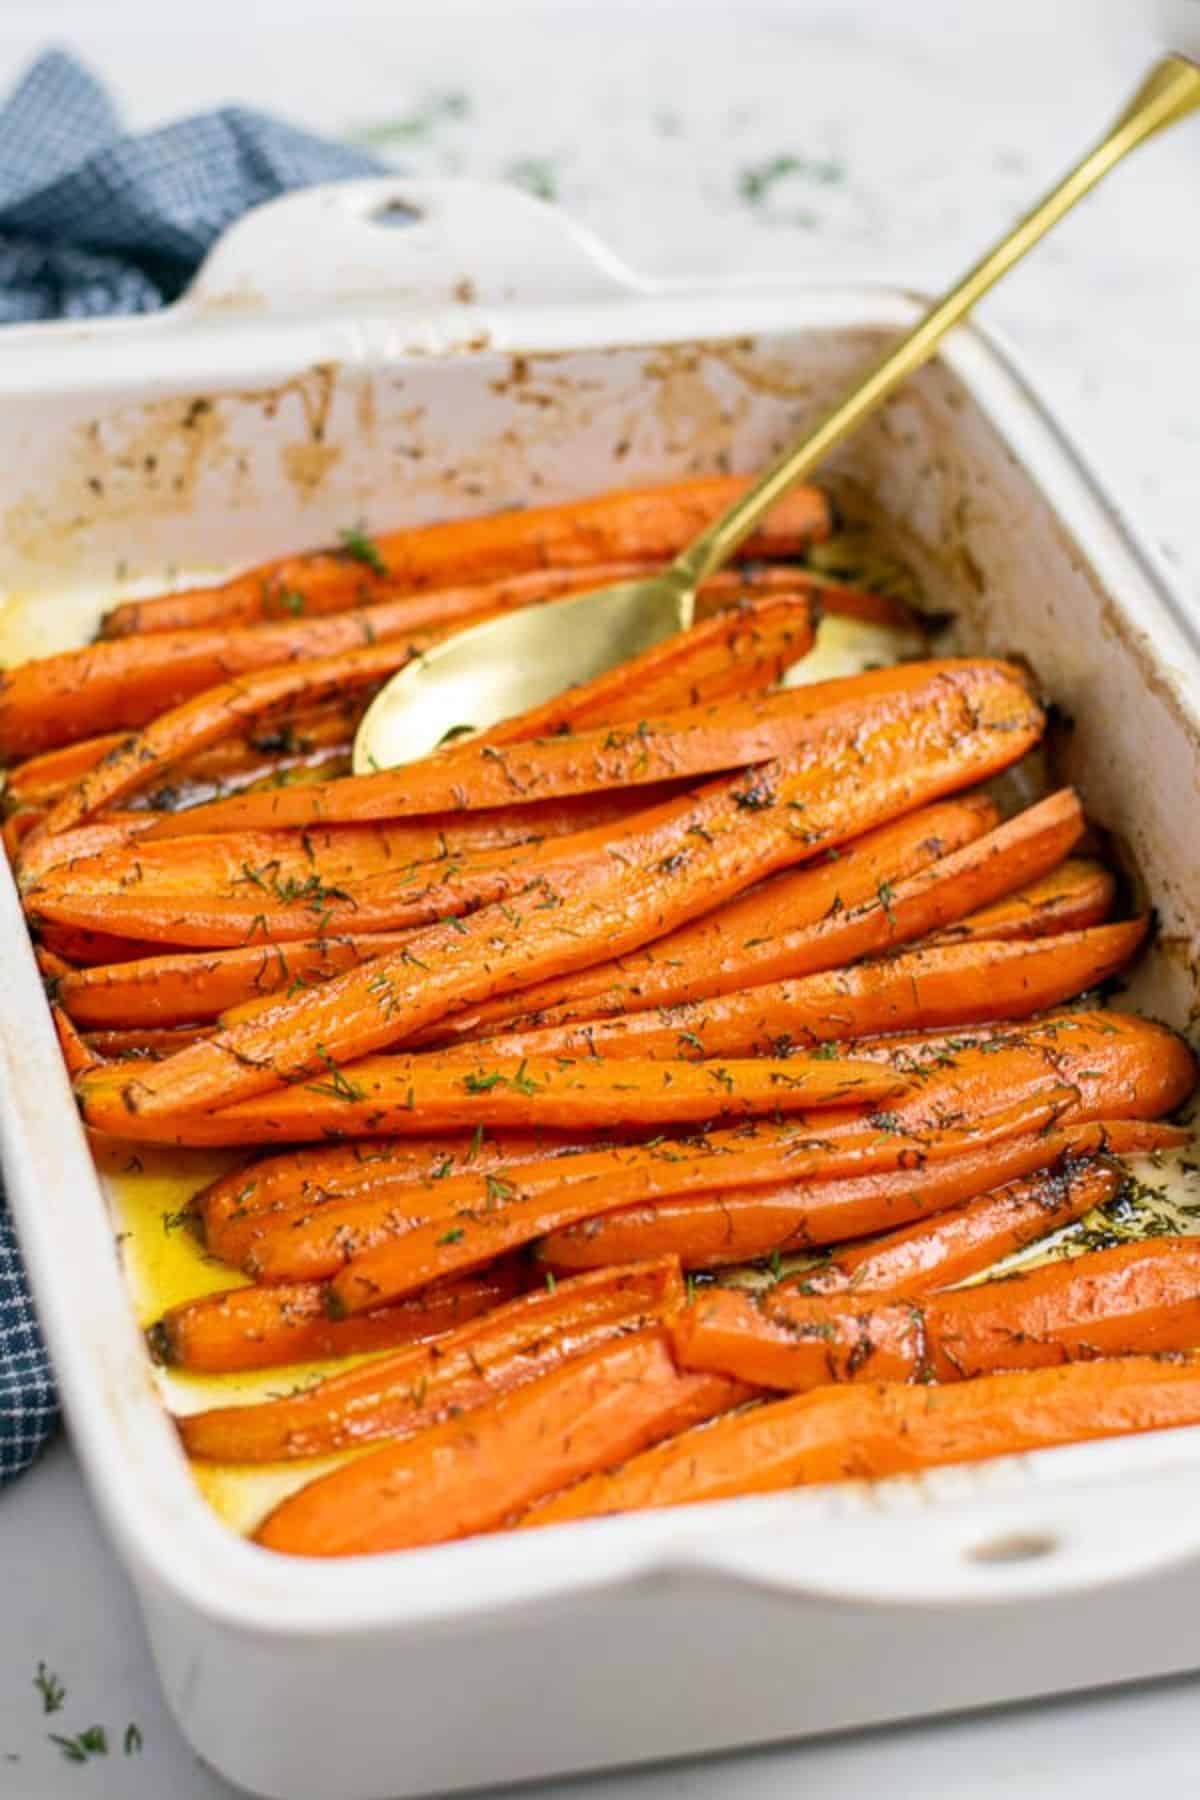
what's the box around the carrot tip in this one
[145,1321,174,1366]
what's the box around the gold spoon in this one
[355,53,1200,772]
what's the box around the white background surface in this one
[0,2,1198,1794]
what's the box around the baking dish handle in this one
[182,176,650,314]
[668,1460,1200,1607]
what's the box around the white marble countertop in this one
[0,2,1198,1794]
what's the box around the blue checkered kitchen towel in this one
[0,50,382,1482]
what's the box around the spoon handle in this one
[672,53,1200,591]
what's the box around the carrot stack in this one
[2,472,1194,1560]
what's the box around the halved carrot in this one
[927,858,1115,945]
[17,815,162,886]
[471,920,1148,1063]
[178,1257,685,1461]
[253,1327,748,1556]
[435,789,1081,1042]
[473,591,816,745]
[521,1354,1200,1528]
[55,934,414,1029]
[40,789,683,964]
[51,1006,97,1080]
[76,660,1043,1124]
[146,1262,524,1374]
[197,1129,587,1261]
[84,1026,208,1058]
[794,1158,1125,1298]
[672,1236,1200,1391]
[128,657,999,841]
[540,1119,1185,1273]
[31,921,173,967]
[220,1087,1057,1288]
[78,1051,907,1148]
[1,576,817,759]
[35,640,431,838]
[101,476,832,636]
[1,809,40,863]
[4,733,128,806]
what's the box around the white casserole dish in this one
[2,177,1200,1800]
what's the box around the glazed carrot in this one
[1,809,38,862]
[794,1158,1125,1298]
[538,1009,1194,1268]
[197,1129,594,1259]
[101,476,832,635]
[4,733,128,805]
[540,1119,1185,1273]
[253,1327,748,1556]
[37,788,681,919]
[55,935,416,1029]
[146,1263,524,1374]
[472,920,1148,1063]
[32,922,172,967]
[179,1258,685,1461]
[34,946,74,983]
[36,640,427,838]
[78,1051,906,1148]
[28,846,531,948]
[126,657,997,840]
[472,591,817,744]
[672,1236,1200,1392]
[927,858,1116,945]
[234,1092,1057,1285]
[437,789,1081,1042]
[12,697,362,833]
[521,1354,1200,1527]
[0,576,818,759]
[77,660,1043,1123]
[83,1026,208,1058]
[51,1007,97,1080]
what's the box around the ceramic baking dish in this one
[3,177,1200,1800]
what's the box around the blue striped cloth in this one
[0,50,382,1483]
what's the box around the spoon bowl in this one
[353,568,694,770]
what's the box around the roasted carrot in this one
[196,1129,588,1261]
[33,640,436,838]
[146,1262,524,1374]
[37,787,681,929]
[927,858,1116,945]
[472,591,817,745]
[540,1119,1185,1273]
[79,1051,907,1148]
[793,1158,1125,1298]
[30,921,171,967]
[521,1354,1200,1527]
[4,733,128,806]
[672,1236,1200,1391]
[76,660,1043,1123]
[100,476,831,636]
[55,934,416,1029]
[16,815,160,885]
[83,1026,208,1058]
[537,1010,1194,1268]
[31,676,1024,950]
[435,789,1081,1042]
[179,1258,685,1461]
[51,1006,97,1080]
[125,657,1002,841]
[470,920,1148,1063]
[253,1327,748,1556]
[229,1091,1026,1287]
[0,578,817,759]
[1,809,39,863]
